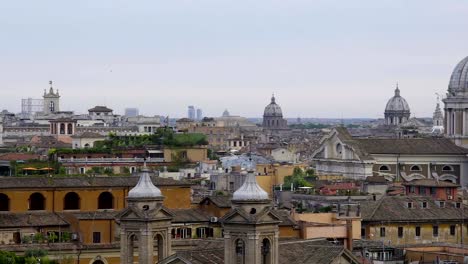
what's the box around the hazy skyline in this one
[1,0,468,118]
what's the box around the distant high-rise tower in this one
[188,106,195,120]
[196,108,203,121]
[43,81,60,115]
[125,108,139,117]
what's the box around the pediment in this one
[116,206,174,221]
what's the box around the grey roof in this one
[128,168,163,198]
[402,179,460,188]
[0,212,69,228]
[171,209,211,223]
[200,196,232,208]
[361,196,467,223]
[449,56,468,93]
[88,106,113,112]
[161,239,359,264]
[353,138,468,155]
[0,175,192,189]
[232,171,269,201]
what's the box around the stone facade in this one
[43,81,60,115]
[443,56,468,147]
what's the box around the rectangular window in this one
[419,186,426,195]
[456,202,462,208]
[439,201,445,208]
[407,202,413,208]
[446,188,452,195]
[450,225,456,236]
[415,226,421,237]
[421,202,427,208]
[361,228,366,238]
[92,232,101,244]
[380,227,386,237]
[410,186,415,193]
[430,187,436,195]
[398,227,404,238]
[433,226,439,237]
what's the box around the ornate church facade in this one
[443,56,468,148]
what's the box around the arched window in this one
[127,234,138,263]
[63,192,80,210]
[0,193,9,211]
[98,192,114,209]
[261,238,271,264]
[336,143,343,155]
[67,123,73,135]
[49,101,55,112]
[235,239,245,264]
[92,261,104,264]
[29,192,45,210]
[410,165,422,172]
[155,233,164,261]
[442,165,454,172]
[379,165,390,171]
[60,123,65,134]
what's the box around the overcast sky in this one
[1,0,467,118]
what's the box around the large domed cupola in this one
[262,94,287,130]
[384,84,411,126]
[448,56,468,97]
[443,56,468,147]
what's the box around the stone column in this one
[139,229,153,264]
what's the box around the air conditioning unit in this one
[210,217,218,223]
[448,195,453,200]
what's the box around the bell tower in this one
[116,165,173,264]
[43,80,60,115]
[221,164,281,264]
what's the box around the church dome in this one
[233,170,269,201]
[385,86,410,113]
[263,95,283,117]
[128,167,162,199]
[448,56,468,95]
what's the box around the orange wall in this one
[1,185,192,213]
[78,219,116,244]
[279,226,300,238]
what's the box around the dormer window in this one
[407,202,413,208]
[421,202,428,209]
[438,201,445,208]
[456,202,461,208]
[410,165,422,172]
[442,165,454,172]
[379,165,390,172]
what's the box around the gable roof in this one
[360,196,466,222]
[402,179,460,188]
[353,138,468,155]
[160,239,360,264]
[0,175,192,189]
[0,212,69,228]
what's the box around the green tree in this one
[284,168,312,188]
